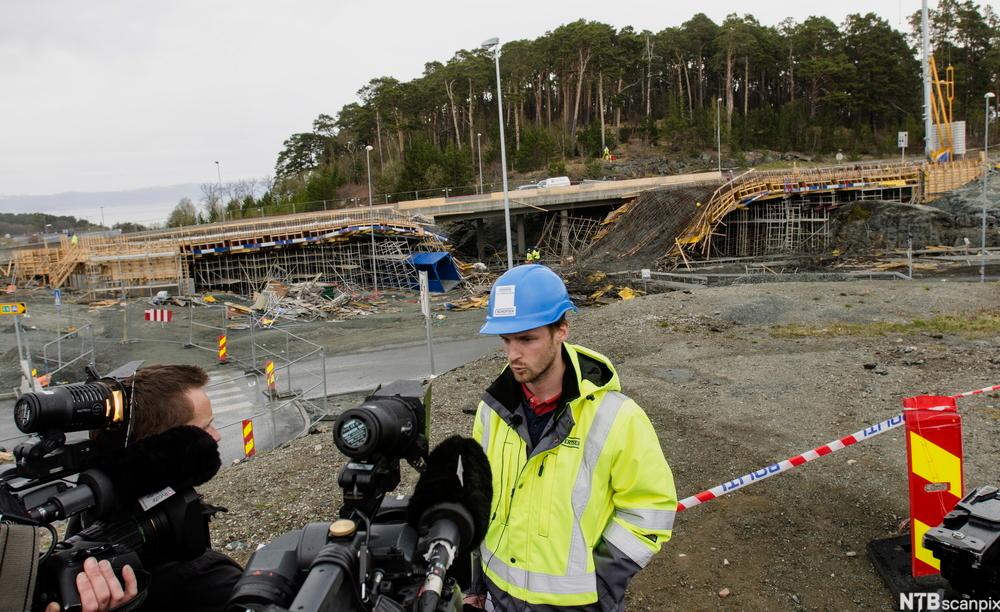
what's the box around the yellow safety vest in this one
[472,343,676,606]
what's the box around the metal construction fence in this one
[2,296,329,462]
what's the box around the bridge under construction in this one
[4,159,984,295]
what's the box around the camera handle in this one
[286,541,363,612]
[43,539,149,612]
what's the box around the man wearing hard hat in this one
[467,264,676,611]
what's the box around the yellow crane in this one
[929,56,956,162]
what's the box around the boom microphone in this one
[406,435,492,612]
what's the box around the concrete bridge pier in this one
[560,210,570,258]
[516,215,526,256]
[475,218,486,261]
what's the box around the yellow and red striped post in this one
[217,334,229,364]
[903,394,963,577]
[242,419,255,457]
[265,360,276,399]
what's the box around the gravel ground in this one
[197,279,1000,611]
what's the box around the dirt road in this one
[195,279,998,610]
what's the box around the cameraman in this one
[73,364,242,612]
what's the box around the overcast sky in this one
[1,0,917,224]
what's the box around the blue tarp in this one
[407,252,462,293]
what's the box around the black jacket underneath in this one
[140,549,242,612]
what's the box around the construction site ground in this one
[181,278,999,611]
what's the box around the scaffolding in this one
[717,200,831,257]
[191,236,431,295]
[671,159,983,259]
[536,213,604,260]
[12,208,445,295]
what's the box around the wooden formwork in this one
[923,158,983,199]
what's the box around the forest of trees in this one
[168,2,1000,225]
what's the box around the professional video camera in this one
[0,362,222,612]
[226,380,492,612]
[923,484,1000,598]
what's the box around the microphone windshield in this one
[407,435,492,548]
[95,425,221,502]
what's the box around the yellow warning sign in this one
[0,303,27,315]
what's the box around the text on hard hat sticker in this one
[493,285,516,317]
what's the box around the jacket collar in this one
[482,342,619,421]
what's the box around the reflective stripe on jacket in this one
[472,342,676,607]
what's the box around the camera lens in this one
[338,417,369,450]
[13,396,36,432]
[333,396,421,461]
[14,382,122,434]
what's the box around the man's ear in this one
[554,320,569,343]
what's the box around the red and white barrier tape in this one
[950,383,1000,399]
[676,383,997,512]
[676,413,905,512]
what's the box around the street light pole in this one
[716,97,723,176]
[214,161,225,222]
[983,92,995,283]
[482,37,514,270]
[477,132,483,195]
[100,206,105,227]
[366,145,379,295]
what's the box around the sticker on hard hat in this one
[493,285,516,317]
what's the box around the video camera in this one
[226,380,492,612]
[0,362,222,612]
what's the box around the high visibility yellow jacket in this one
[472,343,676,608]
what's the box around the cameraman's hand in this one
[43,557,138,612]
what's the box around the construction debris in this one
[222,275,386,324]
[444,295,489,311]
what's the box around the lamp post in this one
[214,161,225,222]
[482,36,514,270]
[982,92,995,283]
[477,132,483,195]
[366,145,378,296]
[716,97,723,176]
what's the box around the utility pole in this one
[215,160,225,222]
[983,92,995,283]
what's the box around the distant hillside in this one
[0,183,202,228]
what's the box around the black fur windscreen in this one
[406,435,492,547]
[95,425,221,501]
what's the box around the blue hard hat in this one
[480,264,577,335]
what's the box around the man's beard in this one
[512,349,558,384]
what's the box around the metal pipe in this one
[922,0,932,158]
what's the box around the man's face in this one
[184,387,220,442]
[499,323,567,384]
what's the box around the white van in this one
[536,176,571,189]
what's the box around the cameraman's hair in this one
[94,364,209,449]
